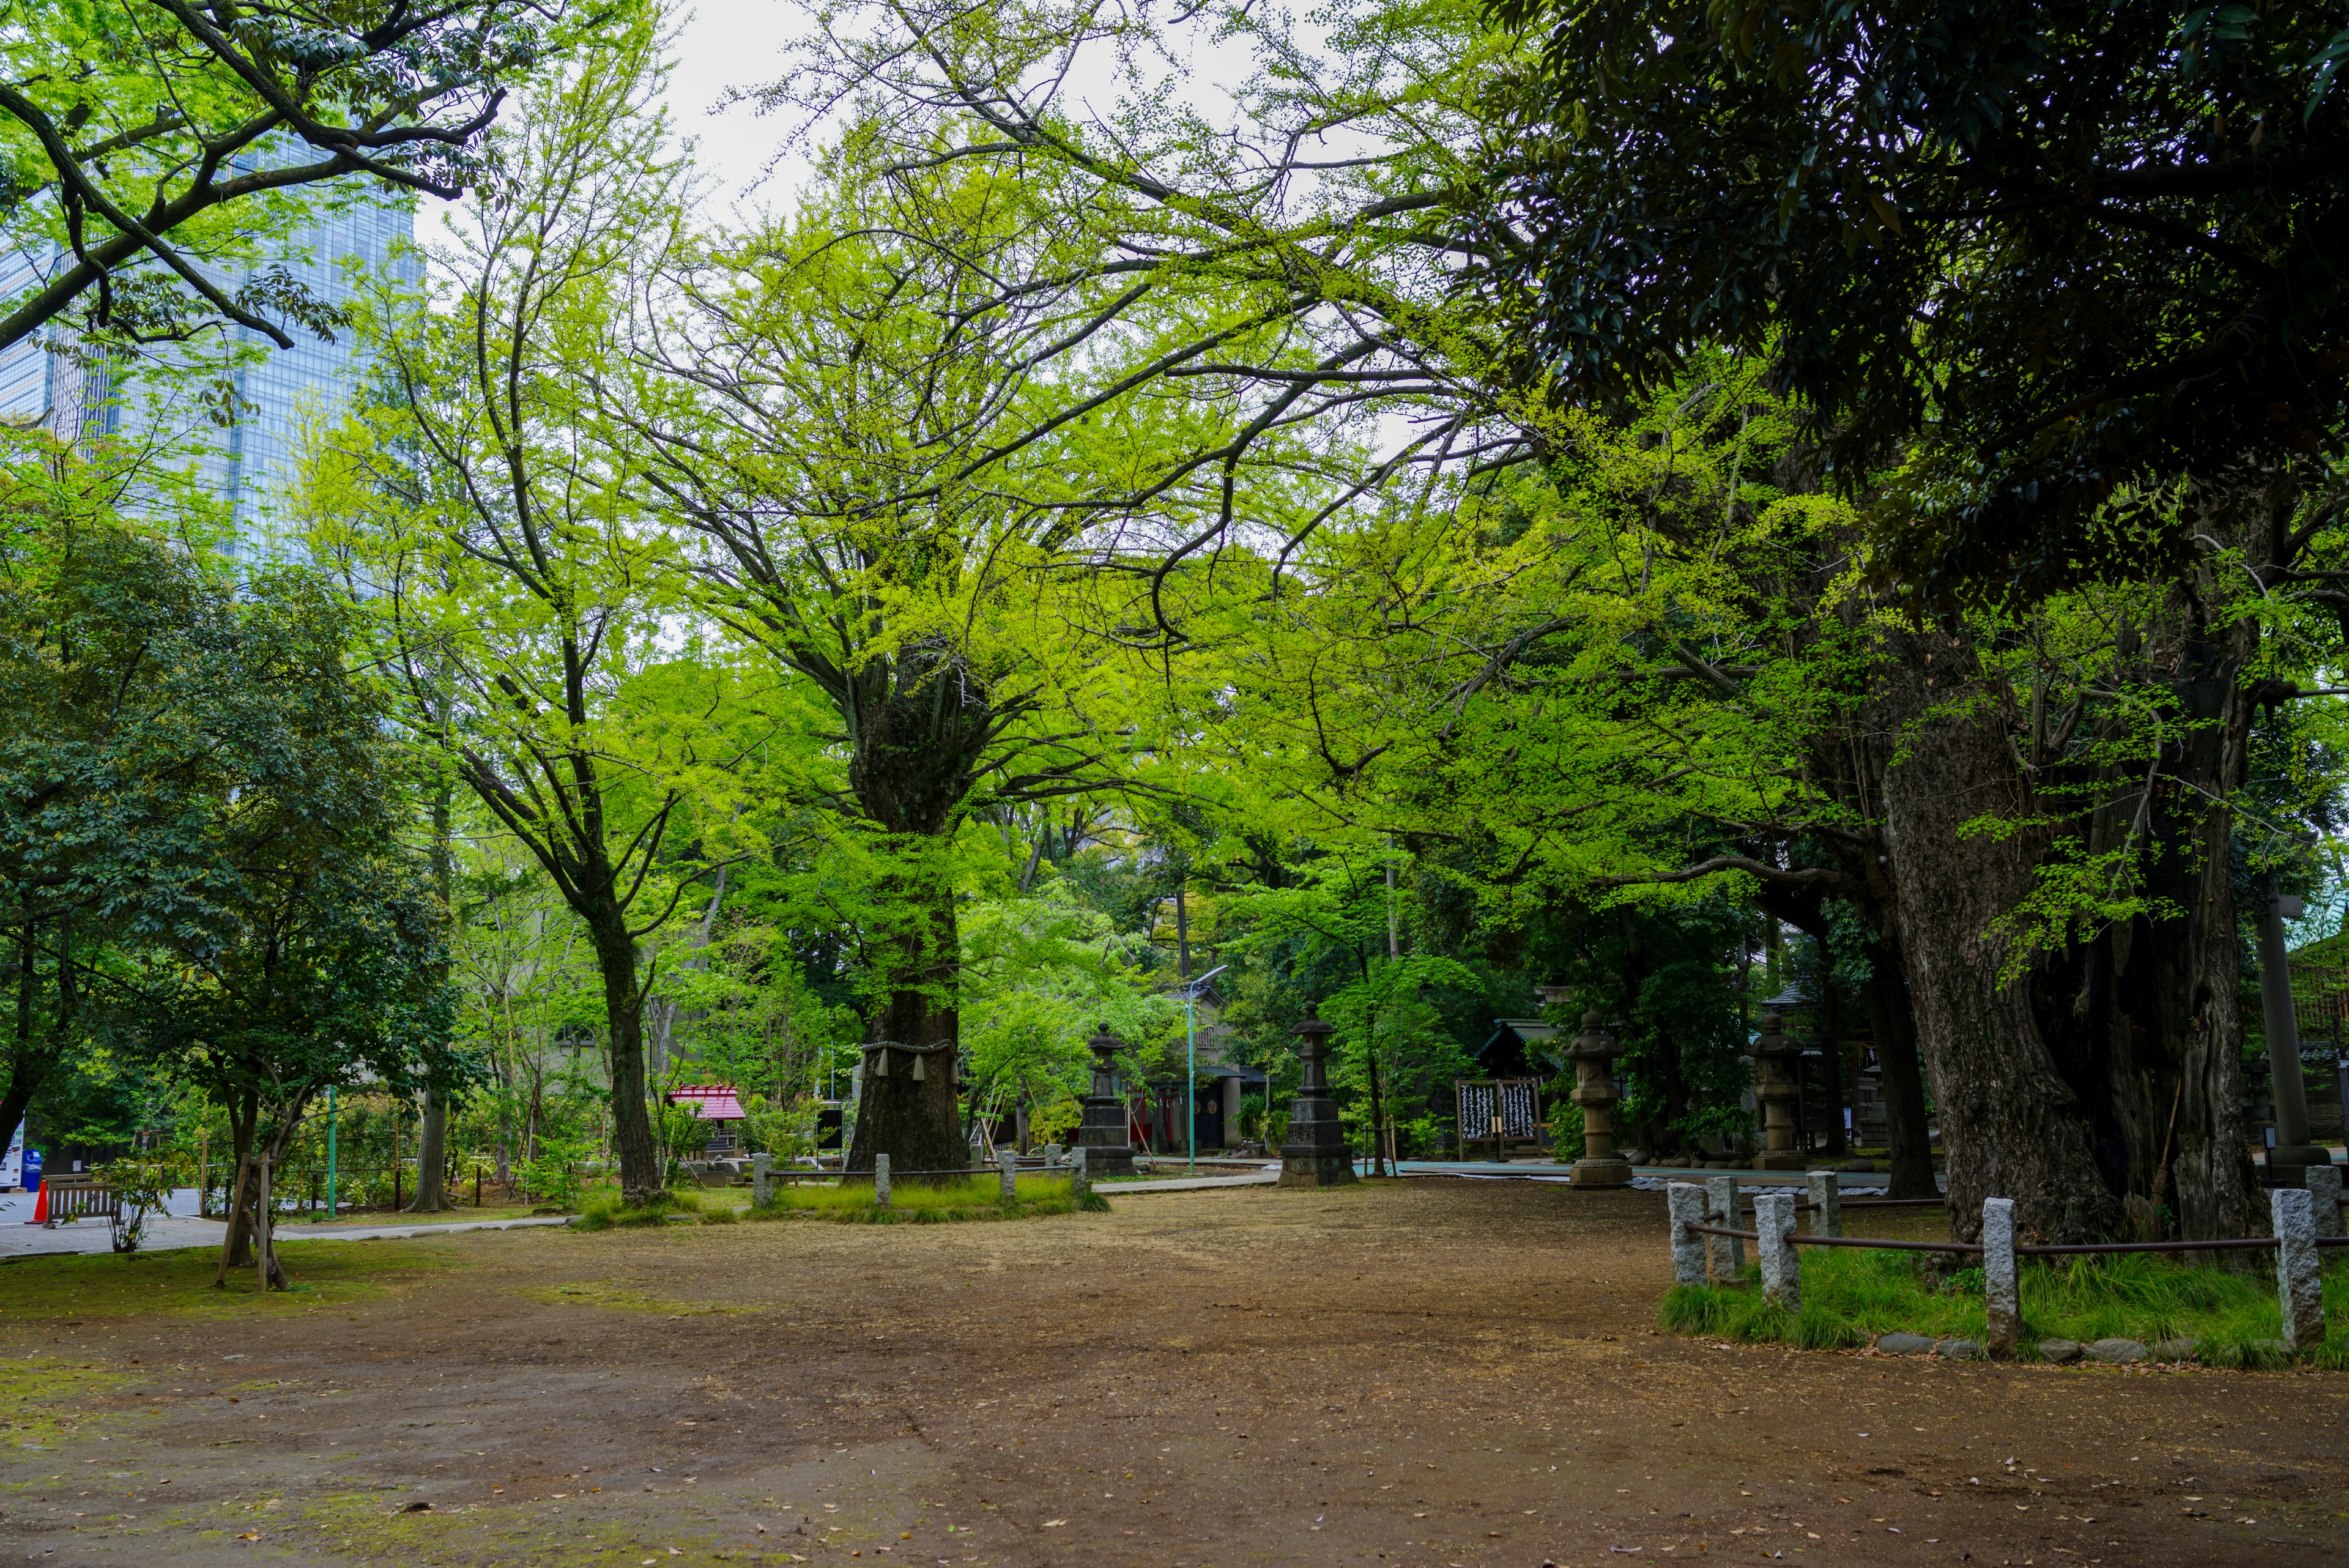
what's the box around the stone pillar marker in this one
[1667,1183,1708,1287]
[874,1152,892,1211]
[1982,1197,2019,1359]
[1750,1009,1806,1170]
[752,1153,773,1208]
[1077,1023,1138,1179]
[998,1148,1019,1203]
[1044,1142,1064,1169]
[2308,1164,2343,1240]
[1703,1173,1744,1280]
[1755,1192,1799,1311]
[1071,1146,1091,1198]
[1278,1009,1359,1188]
[1805,1169,1842,1237]
[1564,1008,1633,1188]
[2273,1186,2325,1351]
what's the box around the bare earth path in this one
[3,1181,2345,1567]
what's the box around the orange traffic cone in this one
[28,1180,46,1225]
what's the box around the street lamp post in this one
[1182,964,1230,1175]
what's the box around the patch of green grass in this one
[1659,1246,2349,1365]
[0,1242,429,1322]
[570,1189,706,1232]
[741,1173,1107,1223]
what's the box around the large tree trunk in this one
[1871,613,2258,1241]
[845,885,966,1175]
[406,1093,450,1212]
[1872,622,2120,1241]
[587,906,661,1205]
[838,645,993,1176]
[2054,631,2258,1242]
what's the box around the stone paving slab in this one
[1108,1169,1282,1194]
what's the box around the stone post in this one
[752,1153,773,1208]
[1077,1024,1138,1178]
[1278,1010,1359,1188]
[1755,1192,1798,1311]
[1982,1197,2019,1359]
[1044,1142,1064,1169]
[874,1152,892,1211]
[1805,1169,1842,1237]
[998,1148,1018,1203]
[1667,1182,1707,1287]
[2273,1186,2324,1351]
[2308,1163,2343,1241]
[2257,886,2332,1182]
[1564,1008,1633,1188]
[1750,1009,1806,1170]
[1703,1173,1745,1280]
[1071,1146,1091,1198]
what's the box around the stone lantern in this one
[1278,1010,1358,1188]
[1565,1008,1633,1188]
[1077,1022,1137,1178]
[1750,1008,1806,1170]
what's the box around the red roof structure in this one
[666,1085,747,1121]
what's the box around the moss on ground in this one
[0,1358,155,1453]
[514,1279,764,1315]
[1660,1244,2349,1364]
[294,1488,743,1567]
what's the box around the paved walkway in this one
[0,1211,571,1263]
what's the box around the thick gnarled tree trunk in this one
[838,644,993,1175]
[844,891,968,1175]
[1871,614,2258,1243]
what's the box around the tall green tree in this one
[302,15,749,1205]
[128,573,462,1288]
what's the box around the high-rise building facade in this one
[0,184,423,532]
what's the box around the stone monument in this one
[1564,1008,1633,1188]
[1279,1010,1359,1188]
[1750,1008,1807,1170]
[1077,1023,1138,1178]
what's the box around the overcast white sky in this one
[662,0,811,206]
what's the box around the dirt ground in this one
[4,1180,2347,1568]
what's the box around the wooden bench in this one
[43,1176,121,1229]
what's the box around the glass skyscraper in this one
[0,184,423,535]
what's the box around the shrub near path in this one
[2,1183,2347,1566]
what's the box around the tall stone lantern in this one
[1564,1008,1633,1187]
[1750,1008,1806,1170]
[1278,1010,1358,1188]
[1077,1022,1137,1178]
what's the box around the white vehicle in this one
[0,1132,20,1192]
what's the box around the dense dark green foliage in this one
[1474,0,2349,598]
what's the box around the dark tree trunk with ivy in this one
[1870,605,2258,1243]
